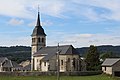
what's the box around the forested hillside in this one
[0,45,120,63]
[76,45,120,57]
[0,46,31,63]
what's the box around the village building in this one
[31,11,84,72]
[20,60,30,67]
[0,57,22,72]
[22,64,31,71]
[102,58,120,76]
[20,60,31,71]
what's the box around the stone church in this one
[31,11,84,72]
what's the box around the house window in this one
[44,62,46,66]
[105,67,106,71]
[61,60,63,65]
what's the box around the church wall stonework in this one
[59,55,80,72]
[34,56,44,70]
[49,56,57,71]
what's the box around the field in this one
[0,74,119,80]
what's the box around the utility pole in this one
[31,55,33,71]
[57,43,60,80]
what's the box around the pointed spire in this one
[36,5,41,26]
[31,6,46,36]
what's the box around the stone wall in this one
[0,71,102,76]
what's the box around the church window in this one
[39,60,41,65]
[37,59,39,62]
[73,58,76,68]
[32,38,35,43]
[61,60,63,65]
[38,38,40,42]
[68,58,70,62]
[42,38,44,43]
[33,58,35,70]
[44,62,46,66]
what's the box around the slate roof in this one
[33,45,80,61]
[31,12,46,36]
[101,58,120,66]
[11,61,22,68]
[3,60,12,67]
[0,57,8,64]
[0,57,21,68]
[23,64,31,71]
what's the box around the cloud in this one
[1,32,120,48]
[42,20,53,27]
[0,36,31,47]
[28,21,35,27]
[28,20,53,27]
[39,0,66,18]
[81,9,99,21]
[71,0,120,21]
[8,18,24,26]
[67,34,120,47]
[0,0,120,21]
[0,0,34,18]
[1,0,120,47]
[73,34,93,38]
[0,0,66,19]
[47,32,120,48]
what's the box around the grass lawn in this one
[0,74,119,80]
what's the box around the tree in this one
[100,52,112,61]
[85,45,100,71]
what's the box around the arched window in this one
[61,60,63,65]
[68,58,70,62]
[42,38,44,43]
[32,38,35,43]
[38,38,40,42]
[44,62,46,66]
[73,58,76,68]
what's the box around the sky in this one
[0,0,120,48]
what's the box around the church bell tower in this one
[31,11,46,70]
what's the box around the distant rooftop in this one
[102,58,120,66]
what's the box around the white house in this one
[102,58,120,76]
[0,57,22,72]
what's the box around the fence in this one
[0,71,102,76]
